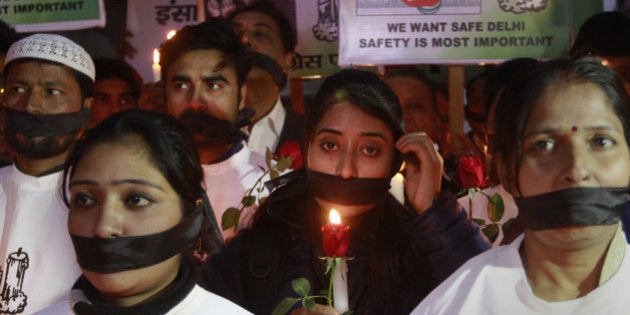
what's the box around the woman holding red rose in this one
[413,57,630,314]
[200,69,490,314]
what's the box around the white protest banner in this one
[1,0,105,32]
[291,0,341,78]
[339,0,571,65]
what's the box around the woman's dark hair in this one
[483,57,539,116]
[62,109,203,212]
[493,57,630,195]
[62,109,223,257]
[308,69,404,175]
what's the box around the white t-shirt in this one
[0,165,81,314]
[412,231,630,315]
[203,143,270,240]
[34,285,252,314]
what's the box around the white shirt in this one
[457,184,518,246]
[203,143,269,241]
[245,98,286,156]
[34,285,252,314]
[412,229,630,315]
[0,165,81,314]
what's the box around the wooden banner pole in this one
[448,66,465,155]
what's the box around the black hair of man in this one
[94,58,143,100]
[0,19,19,55]
[570,11,630,58]
[159,17,251,88]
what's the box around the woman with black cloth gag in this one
[36,110,250,314]
[412,57,630,314]
[199,69,490,315]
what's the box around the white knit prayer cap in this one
[4,33,95,81]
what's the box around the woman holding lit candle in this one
[200,69,490,314]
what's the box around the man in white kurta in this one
[0,34,95,314]
[0,167,81,314]
[411,225,630,315]
[203,142,269,241]
[160,19,275,243]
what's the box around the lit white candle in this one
[332,258,349,312]
[390,172,405,204]
[327,210,349,312]
[152,49,161,83]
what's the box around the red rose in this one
[321,222,350,257]
[277,141,303,169]
[455,155,487,189]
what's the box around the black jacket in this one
[199,174,490,314]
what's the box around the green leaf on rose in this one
[242,195,256,207]
[483,223,500,243]
[270,169,279,180]
[276,156,293,172]
[303,298,316,310]
[473,218,486,227]
[221,207,240,230]
[486,193,505,222]
[291,277,311,297]
[271,297,300,315]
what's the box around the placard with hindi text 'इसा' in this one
[339,0,571,65]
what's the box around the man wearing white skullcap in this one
[0,33,93,314]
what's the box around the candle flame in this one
[153,49,160,64]
[329,209,341,224]
[166,30,176,40]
